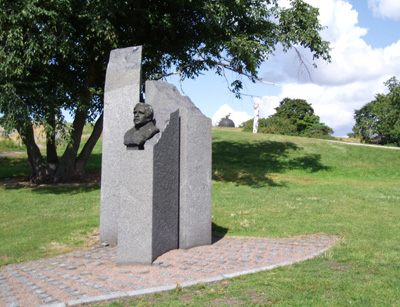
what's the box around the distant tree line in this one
[241,98,334,139]
[350,76,400,146]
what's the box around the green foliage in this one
[304,122,334,139]
[353,76,400,146]
[270,98,321,135]
[260,116,298,135]
[0,0,330,182]
[241,118,269,132]
[243,98,334,139]
[240,118,254,132]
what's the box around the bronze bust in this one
[124,103,160,149]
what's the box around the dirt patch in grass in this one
[40,228,100,259]
[325,262,352,271]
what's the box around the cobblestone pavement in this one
[0,234,338,307]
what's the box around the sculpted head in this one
[133,103,154,127]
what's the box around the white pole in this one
[253,102,259,133]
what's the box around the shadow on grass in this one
[212,140,330,187]
[0,153,101,194]
[1,181,100,195]
[0,157,30,178]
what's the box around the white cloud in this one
[262,80,388,136]
[254,96,280,119]
[258,0,400,136]
[212,104,252,127]
[368,0,400,20]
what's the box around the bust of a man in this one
[123,103,160,149]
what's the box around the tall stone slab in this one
[100,46,142,245]
[117,110,180,265]
[145,81,212,249]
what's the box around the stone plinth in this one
[118,111,180,265]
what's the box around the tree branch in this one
[152,59,278,96]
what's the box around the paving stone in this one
[152,262,162,266]
[138,270,150,274]
[92,262,103,266]
[28,285,40,291]
[97,276,108,281]
[38,293,49,299]
[160,263,171,268]
[63,287,74,293]
[51,281,61,286]
[71,290,84,296]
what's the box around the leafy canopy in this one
[0,0,331,182]
[242,98,334,138]
[352,77,400,146]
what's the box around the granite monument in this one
[100,46,212,265]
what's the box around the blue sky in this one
[167,0,400,136]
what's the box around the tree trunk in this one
[54,60,101,182]
[46,115,59,165]
[54,107,88,182]
[19,123,52,183]
[75,112,103,177]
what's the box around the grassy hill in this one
[1,129,399,305]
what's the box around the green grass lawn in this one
[1,129,400,305]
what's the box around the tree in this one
[241,98,334,138]
[0,0,331,183]
[352,77,400,146]
[265,98,321,136]
[260,116,298,135]
[303,123,334,138]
